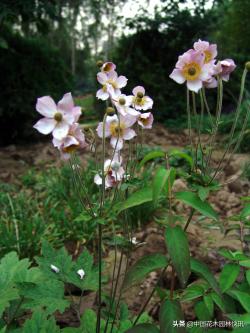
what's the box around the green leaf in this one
[239,260,250,268]
[20,279,70,315]
[153,167,172,206]
[219,263,240,293]
[227,313,250,325]
[159,300,185,333]
[181,282,208,302]
[175,191,218,220]
[190,258,220,295]
[23,311,60,333]
[227,290,250,312]
[125,324,160,333]
[210,292,226,312]
[139,151,165,167]
[169,149,194,168]
[195,300,212,320]
[203,294,214,318]
[246,270,250,286]
[198,187,210,201]
[165,225,190,287]
[115,187,153,214]
[122,254,168,290]
[241,204,250,218]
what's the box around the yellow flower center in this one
[54,112,63,122]
[136,91,144,98]
[107,79,118,89]
[139,116,149,126]
[182,62,201,81]
[119,97,126,106]
[110,121,125,137]
[204,50,212,63]
[133,96,146,106]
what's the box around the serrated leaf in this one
[23,311,60,333]
[139,151,165,167]
[20,279,70,315]
[219,263,240,293]
[210,292,226,312]
[153,167,172,206]
[122,254,168,290]
[115,187,153,214]
[175,191,218,220]
[165,225,190,287]
[182,282,208,301]
[190,258,220,295]
[159,300,185,333]
[195,300,212,320]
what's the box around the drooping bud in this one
[136,91,144,98]
[106,107,115,115]
[96,60,103,68]
[50,264,60,274]
[77,269,85,280]
[245,61,250,71]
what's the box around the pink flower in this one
[96,114,136,150]
[52,123,88,160]
[101,62,116,74]
[94,154,125,189]
[218,59,236,82]
[96,71,128,100]
[170,49,211,93]
[193,39,217,64]
[137,112,154,129]
[34,93,80,140]
[113,94,139,117]
[130,86,153,110]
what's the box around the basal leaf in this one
[153,167,172,206]
[139,151,165,167]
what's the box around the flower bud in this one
[96,60,103,68]
[245,61,250,71]
[77,269,85,280]
[106,107,115,115]
[50,264,60,274]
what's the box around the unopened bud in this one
[106,107,115,115]
[96,60,103,68]
[137,91,144,98]
[245,61,250,71]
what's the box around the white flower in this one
[77,269,85,280]
[50,264,60,273]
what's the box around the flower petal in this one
[110,137,123,150]
[187,79,202,93]
[96,89,109,100]
[52,121,70,140]
[57,92,74,113]
[121,114,137,128]
[169,69,185,84]
[36,96,57,117]
[97,72,108,85]
[123,128,136,140]
[132,86,145,96]
[33,118,56,135]
[94,174,102,185]
[116,75,128,89]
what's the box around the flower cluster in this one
[95,61,154,188]
[170,39,236,92]
[33,93,87,159]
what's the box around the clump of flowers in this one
[33,61,154,189]
[170,39,236,92]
